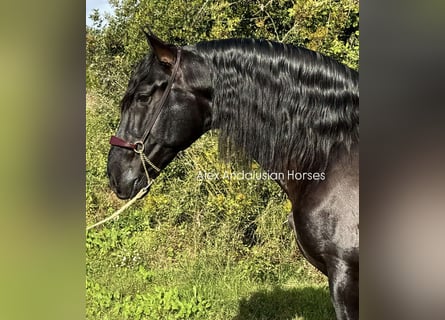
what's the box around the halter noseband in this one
[110,49,182,181]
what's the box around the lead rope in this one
[86,152,157,231]
[92,49,181,232]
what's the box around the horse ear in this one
[142,28,177,66]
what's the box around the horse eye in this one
[137,94,151,103]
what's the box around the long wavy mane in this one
[195,39,359,173]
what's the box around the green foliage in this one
[86,0,359,100]
[86,280,211,320]
[86,91,333,319]
[287,0,359,69]
[86,1,357,318]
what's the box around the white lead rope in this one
[86,182,151,231]
[86,152,156,231]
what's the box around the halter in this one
[110,49,182,185]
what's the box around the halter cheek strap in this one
[109,49,182,181]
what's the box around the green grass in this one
[86,90,335,319]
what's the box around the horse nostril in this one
[109,176,114,187]
[108,174,138,199]
[109,174,118,192]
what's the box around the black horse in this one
[107,31,359,320]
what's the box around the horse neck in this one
[195,40,359,175]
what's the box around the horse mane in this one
[194,38,359,173]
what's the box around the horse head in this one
[107,31,212,199]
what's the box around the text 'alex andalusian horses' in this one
[107,30,359,320]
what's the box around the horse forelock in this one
[120,54,155,112]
